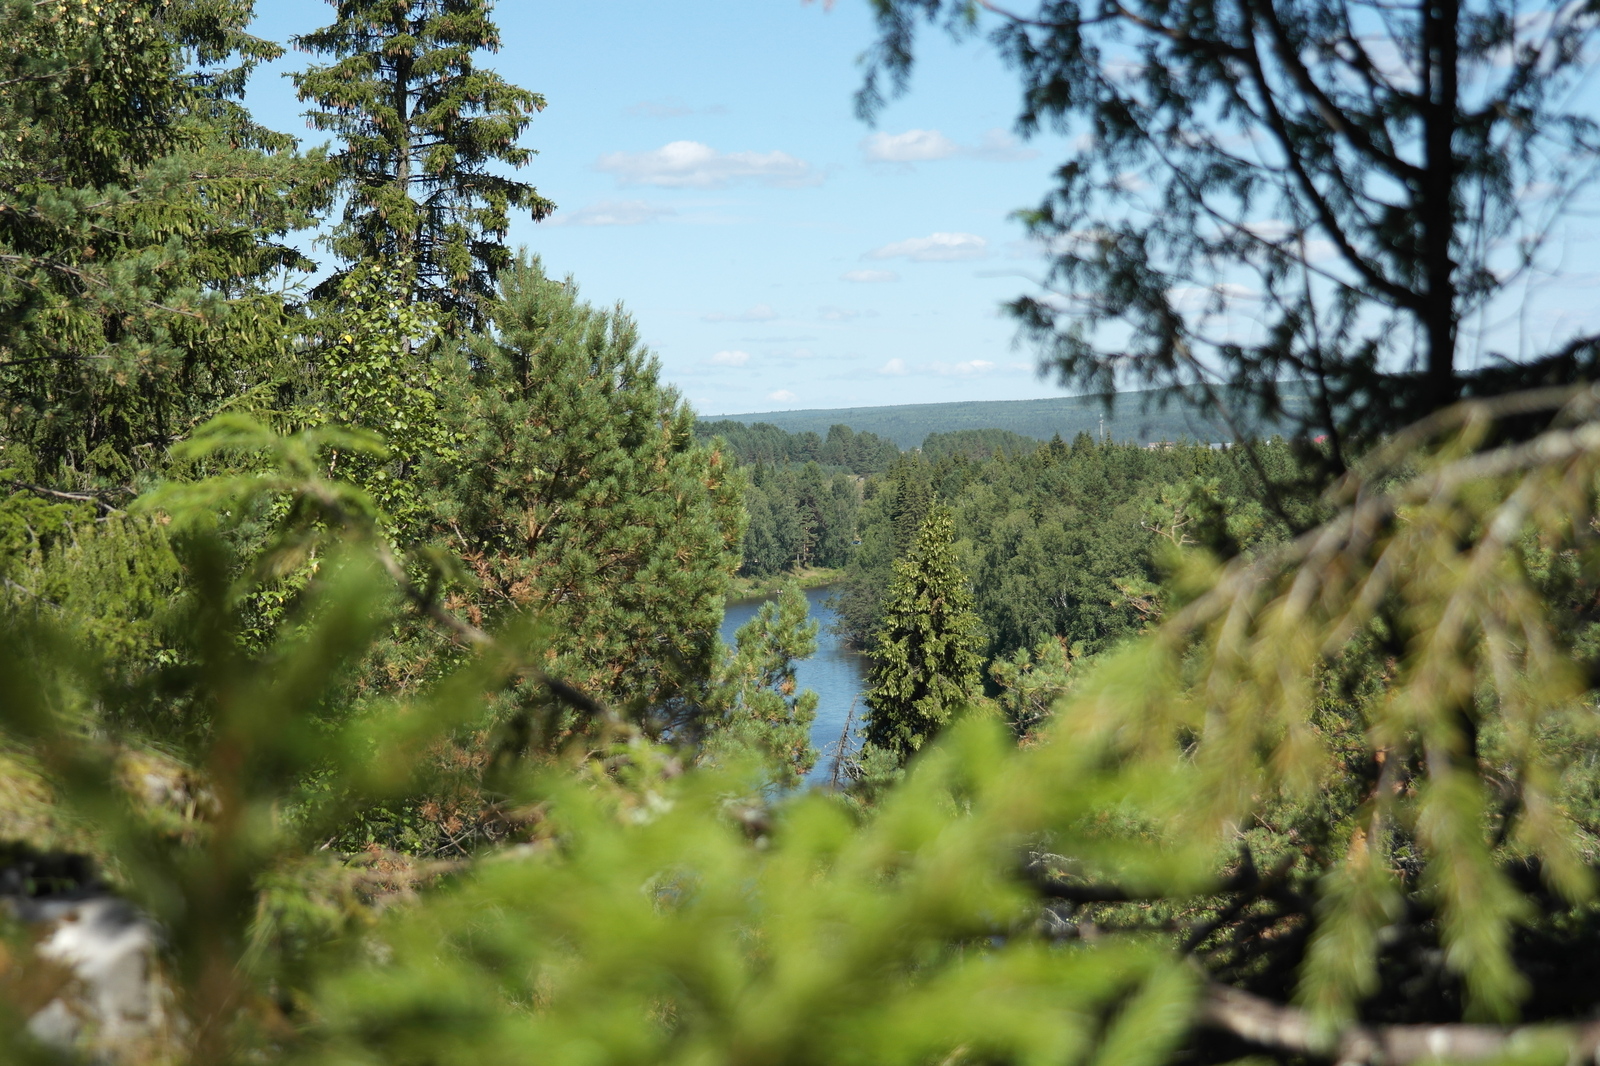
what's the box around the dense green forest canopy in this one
[920,427,1045,461]
[832,434,1299,659]
[5,2,1600,1066]
[695,418,902,473]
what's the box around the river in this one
[720,586,868,789]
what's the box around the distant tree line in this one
[700,420,889,578]
[709,413,1301,634]
[708,419,1156,580]
[696,420,901,473]
[740,462,860,577]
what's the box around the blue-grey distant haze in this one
[244,2,1600,419]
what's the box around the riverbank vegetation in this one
[7,1,1600,1066]
[727,565,847,602]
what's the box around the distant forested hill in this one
[694,420,901,473]
[704,385,1309,449]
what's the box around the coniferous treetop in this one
[864,505,984,760]
[293,0,553,327]
[0,0,327,491]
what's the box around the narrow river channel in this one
[720,587,869,789]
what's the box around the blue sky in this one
[243,2,1600,419]
[244,1,1081,417]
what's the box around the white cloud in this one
[931,359,997,376]
[1304,239,1338,263]
[819,306,876,322]
[704,304,779,323]
[768,389,798,404]
[1005,228,1115,261]
[842,269,899,283]
[552,199,675,227]
[1103,56,1147,82]
[626,100,693,118]
[880,358,909,375]
[970,128,1037,162]
[862,129,962,163]
[1241,219,1293,242]
[861,127,1037,165]
[1166,283,1260,313]
[1336,37,1416,89]
[708,350,751,366]
[867,232,990,263]
[596,141,819,188]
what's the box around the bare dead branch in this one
[4,479,126,513]
[1198,981,1600,1064]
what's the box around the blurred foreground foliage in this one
[7,386,1600,1065]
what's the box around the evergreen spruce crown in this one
[864,505,984,760]
[293,0,554,329]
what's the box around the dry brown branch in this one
[5,478,126,512]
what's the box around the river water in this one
[720,586,868,789]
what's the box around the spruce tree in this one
[863,506,983,761]
[887,454,933,556]
[292,0,554,329]
[0,0,325,493]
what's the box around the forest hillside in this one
[7,3,1600,1066]
[706,384,1312,448]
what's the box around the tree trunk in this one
[1419,0,1460,413]
[392,27,415,272]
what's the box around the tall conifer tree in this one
[863,506,983,761]
[887,453,933,556]
[292,0,553,328]
[0,0,324,492]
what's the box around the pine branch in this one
[362,520,626,732]
[1030,851,1307,911]
[4,479,126,513]
[0,254,206,319]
